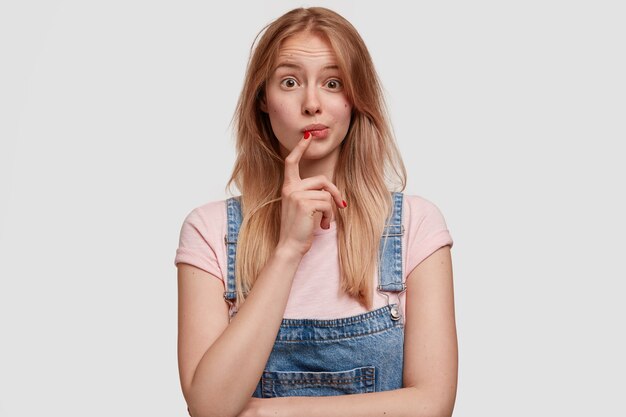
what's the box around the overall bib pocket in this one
[261,366,376,397]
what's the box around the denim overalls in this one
[223,192,406,397]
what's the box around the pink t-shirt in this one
[174,194,453,319]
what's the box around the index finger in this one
[284,131,313,182]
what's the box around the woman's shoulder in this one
[401,193,453,273]
[175,198,234,276]
[400,193,446,215]
[186,198,227,217]
[400,192,451,233]
[180,197,237,230]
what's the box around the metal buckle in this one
[377,286,406,321]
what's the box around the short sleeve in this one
[174,201,226,283]
[404,195,454,276]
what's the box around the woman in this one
[175,7,457,417]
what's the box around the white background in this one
[1,0,624,415]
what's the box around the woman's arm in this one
[178,244,304,417]
[239,245,458,417]
[179,134,346,417]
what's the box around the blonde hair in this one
[225,7,407,309]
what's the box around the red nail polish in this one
[304,131,310,139]
[342,200,347,207]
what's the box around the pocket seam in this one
[261,366,375,398]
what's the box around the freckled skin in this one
[260,32,352,178]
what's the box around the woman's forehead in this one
[274,33,338,68]
[279,31,333,54]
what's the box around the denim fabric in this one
[224,192,406,397]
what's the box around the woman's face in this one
[260,31,352,161]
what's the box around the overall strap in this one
[223,196,242,302]
[376,191,406,321]
[377,191,405,292]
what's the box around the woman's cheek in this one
[273,101,299,135]
[268,103,296,149]
[270,100,288,118]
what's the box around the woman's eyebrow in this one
[273,63,339,72]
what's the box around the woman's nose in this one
[302,85,321,115]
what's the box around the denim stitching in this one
[274,324,404,343]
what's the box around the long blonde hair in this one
[225,7,407,309]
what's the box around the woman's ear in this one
[259,96,268,113]
[258,89,268,113]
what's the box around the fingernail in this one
[342,200,347,208]
[304,131,310,139]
